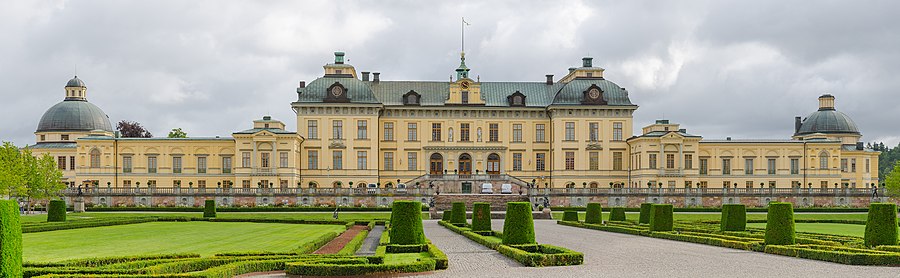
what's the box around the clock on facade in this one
[461,81,469,89]
[588,88,601,99]
[331,86,343,97]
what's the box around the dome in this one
[66,76,86,87]
[36,100,113,133]
[795,110,859,135]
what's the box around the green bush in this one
[648,204,673,232]
[502,202,536,245]
[638,203,652,224]
[203,200,216,218]
[562,210,579,222]
[765,202,795,245]
[584,203,602,224]
[765,244,900,265]
[441,210,452,221]
[720,204,747,232]
[609,207,626,221]
[389,201,426,245]
[0,200,22,278]
[496,244,584,267]
[450,202,466,225]
[864,203,899,247]
[285,258,436,276]
[47,200,67,222]
[471,202,491,232]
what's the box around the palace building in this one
[29,52,880,205]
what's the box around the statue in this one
[77,185,83,196]
[477,127,482,142]
[448,127,454,142]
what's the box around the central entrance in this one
[458,153,472,175]
[430,153,443,175]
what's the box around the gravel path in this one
[356,225,385,256]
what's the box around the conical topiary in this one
[502,202,536,245]
[389,201,426,245]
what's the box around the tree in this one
[20,148,64,213]
[167,128,187,138]
[0,142,25,197]
[885,161,900,197]
[117,120,152,138]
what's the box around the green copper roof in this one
[37,100,113,133]
[27,142,77,149]
[796,109,860,135]
[296,77,379,104]
[552,78,634,106]
[233,128,296,135]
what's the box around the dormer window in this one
[324,82,349,103]
[402,90,421,106]
[581,84,608,105]
[507,91,527,107]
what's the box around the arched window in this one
[402,90,421,105]
[90,149,101,168]
[819,151,829,169]
[487,153,500,175]
[507,92,526,107]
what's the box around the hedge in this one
[764,245,900,265]
[609,207,626,221]
[864,203,899,247]
[426,243,449,270]
[203,200,216,218]
[648,204,673,232]
[496,244,583,267]
[720,204,747,232]
[47,200,67,222]
[441,210,452,221]
[562,210,579,222]
[471,202,492,232]
[87,206,427,212]
[389,201,425,245]
[284,258,435,276]
[0,200,22,278]
[550,206,870,213]
[337,228,370,255]
[24,217,157,233]
[765,202,795,245]
[584,203,602,224]
[503,202,536,245]
[450,202,466,225]
[638,203,652,224]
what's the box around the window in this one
[685,154,693,169]
[384,122,394,141]
[565,152,575,170]
[722,158,731,175]
[407,123,417,141]
[432,123,441,141]
[536,124,546,142]
[649,154,657,169]
[333,151,343,170]
[790,158,799,174]
[613,152,623,171]
[57,156,66,170]
[90,149,100,168]
[198,157,207,173]
[851,158,856,173]
[489,123,499,142]
[242,180,250,188]
[536,153,546,171]
[407,152,417,171]
[866,158,870,173]
[40,135,45,141]
[280,152,288,168]
[123,180,131,188]
[666,154,675,169]
[173,157,182,173]
[242,152,251,167]
[613,122,623,141]
[69,156,76,170]
[512,124,523,142]
[819,152,829,169]
[512,153,522,171]
[768,159,776,175]
[148,157,157,173]
[841,158,848,172]
[589,152,599,170]
[222,157,231,174]
[260,152,270,168]
[198,180,206,189]
[308,150,318,170]
[123,156,132,173]
[746,181,754,188]
[589,122,599,142]
[384,152,394,171]
[357,120,367,139]
[565,122,575,141]
[332,120,343,139]
[745,158,753,175]
[357,151,367,169]
[461,91,469,104]
[61,134,69,141]
[460,123,470,141]
[307,120,318,139]
[700,158,708,175]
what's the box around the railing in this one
[531,187,883,197]
[251,168,277,175]
[62,187,436,196]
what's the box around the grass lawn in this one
[23,221,345,262]
[383,252,431,265]
[20,211,429,223]
[747,222,866,237]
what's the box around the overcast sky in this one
[2,0,898,147]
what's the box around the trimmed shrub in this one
[765,202,795,245]
[638,203,652,224]
[441,210,452,221]
[562,210,579,222]
[720,204,747,232]
[502,202,536,245]
[389,201,426,245]
[864,203,899,247]
[609,207,626,221]
[203,200,216,218]
[450,202,466,225]
[648,204,673,232]
[0,200,22,278]
[47,200,67,222]
[584,203,602,224]
[471,202,492,232]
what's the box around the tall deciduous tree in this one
[167,128,187,138]
[0,142,25,197]
[885,161,900,197]
[117,120,152,138]
[23,150,64,202]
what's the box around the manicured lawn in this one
[21,211,429,223]
[747,222,866,237]
[23,221,345,262]
[383,252,431,265]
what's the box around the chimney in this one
[794,116,802,133]
[298,81,306,88]
[545,75,554,85]
[856,142,864,150]
[361,72,370,81]
[582,57,593,67]
[726,137,732,141]
[373,72,380,82]
[334,52,345,64]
